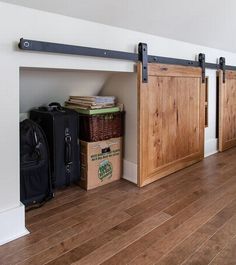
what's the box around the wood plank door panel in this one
[218,70,236,151]
[138,63,205,187]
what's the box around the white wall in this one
[100,73,137,163]
[100,73,138,183]
[204,69,218,157]
[1,1,236,243]
[20,68,111,113]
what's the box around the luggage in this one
[20,119,53,209]
[30,102,80,188]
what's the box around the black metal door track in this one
[19,38,235,83]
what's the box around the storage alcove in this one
[19,67,138,189]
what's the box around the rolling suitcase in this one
[30,102,80,188]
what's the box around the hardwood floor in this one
[1,148,236,264]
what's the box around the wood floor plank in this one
[39,176,205,265]
[126,175,236,265]
[13,186,167,265]
[26,181,136,225]
[101,169,236,265]
[71,212,171,265]
[154,198,236,265]
[6,182,137,250]
[180,211,236,265]
[208,235,236,265]
[25,180,136,225]
[13,171,203,265]
[125,157,236,217]
[0,148,236,265]
[23,182,202,264]
[0,184,166,264]
[0,191,127,259]
[25,187,85,219]
[45,212,171,265]
[78,175,236,264]
[1,212,131,265]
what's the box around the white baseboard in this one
[204,138,218,157]
[0,203,29,246]
[123,160,137,184]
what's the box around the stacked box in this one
[79,137,122,190]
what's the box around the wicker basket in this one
[79,112,124,142]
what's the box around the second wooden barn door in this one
[218,70,236,151]
[138,63,205,187]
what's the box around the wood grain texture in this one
[1,148,236,264]
[138,63,205,187]
[181,210,236,265]
[218,70,236,151]
[209,236,236,265]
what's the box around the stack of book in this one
[65,96,122,114]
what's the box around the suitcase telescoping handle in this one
[48,102,63,111]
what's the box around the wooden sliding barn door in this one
[218,70,236,151]
[138,63,205,187]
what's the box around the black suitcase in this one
[20,119,53,209]
[30,102,80,188]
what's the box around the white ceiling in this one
[2,0,236,53]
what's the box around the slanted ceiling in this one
[2,0,236,53]
[20,68,111,113]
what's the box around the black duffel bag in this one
[20,119,54,210]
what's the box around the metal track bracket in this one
[138,43,148,83]
[219,57,226,83]
[198,53,206,83]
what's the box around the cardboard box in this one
[79,137,122,190]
